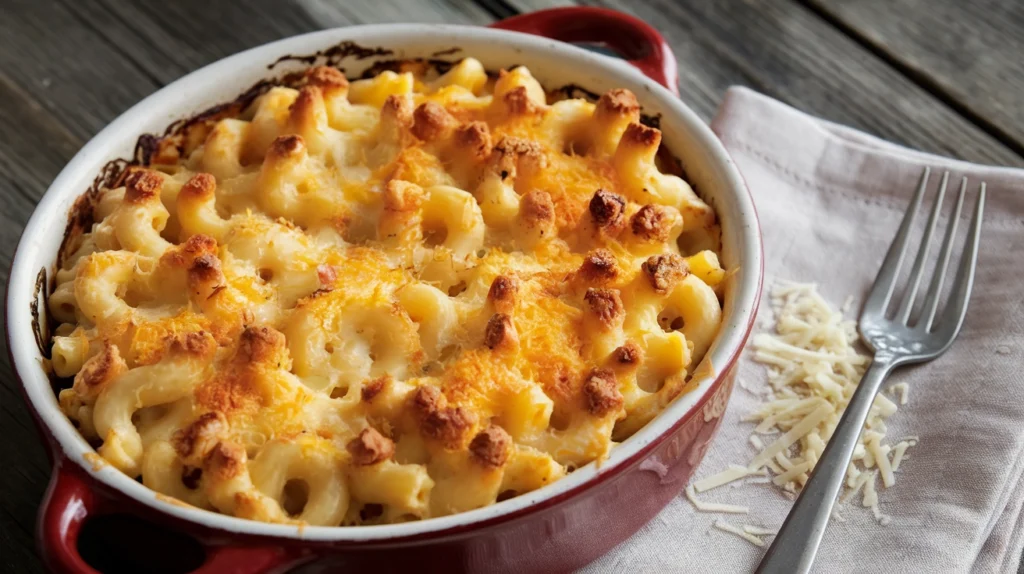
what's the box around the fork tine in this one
[862,167,930,316]
[920,177,967,331]
[934,182,985,340]
[895,171,948,324]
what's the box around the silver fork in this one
[756,167,986,574]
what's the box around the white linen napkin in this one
[586,87,1024,574]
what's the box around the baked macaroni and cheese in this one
[49,58,724,526]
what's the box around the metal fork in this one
[756,167,986,574]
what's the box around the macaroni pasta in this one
[51,59,725,526]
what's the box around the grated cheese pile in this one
[690,281,918,546]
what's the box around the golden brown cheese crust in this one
[620,121,661,150]
[238,325,287,365]
[631,204,673,242]
[582,368,624,416]
[347,428,395,465]
[589,189,626,229]
[181,173,216,199]
[361,375,389,402]
[169,331,217,357]
[611,342,643,367]
[453,121,493,160]
[484,313,518,350]
[469,425,512,469]
[641,253,689,293]
[204,441,247,481]
[491,136,544,179]
[52,59,723,528]
[584,288,624,328]
[382,94,414,128]
[519,190,555,227]
[124,169,163,203]
[268,134,304,159]
[173,412,228,464]
[578,249,619,283]
[503,86,540,116]
[73,344,127,397]
[596,88,640,118]
[412,102,457,142]
[487,275,519,312]
[411,386,476,449]
[304,66,348,94]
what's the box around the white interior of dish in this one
[6,24,762,541]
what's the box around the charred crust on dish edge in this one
[270,41,394,70]
[32,268,49,363]
[430,47,462,58]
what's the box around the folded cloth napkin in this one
[586,87,1024,574]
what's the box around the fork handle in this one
[756,357,894,574]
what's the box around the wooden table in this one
[2,0,1022,572]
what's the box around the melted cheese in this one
[50,60,725,526]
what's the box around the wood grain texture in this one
[54,0,492,87]
[1,0,160,142]
[0,0,1022,572]
[806,0,1024,159]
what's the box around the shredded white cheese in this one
[890,382,909,405]
[867,434,895,488]
[694,465,760,492]
[685,485,749,514]
[691,282,916,542]
[772,461,812,486]
[890,440,914,471]
[749,402,833,470]
[744,282,914,522]
[742,524,777,536]
[714,519,766,547]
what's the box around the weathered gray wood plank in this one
[1,0,161,142]
[806,0,1024,159]
[54,0,493,89]
[0,368,50,574]
[509,0,1024,168]
[0,71,76,574]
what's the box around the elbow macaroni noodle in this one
[50,60,725,526]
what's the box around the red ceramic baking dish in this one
[5,7,762,573]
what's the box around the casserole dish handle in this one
[489,7,679,95]
[40,458,302,574]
